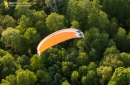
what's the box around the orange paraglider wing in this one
[37,28,84,56]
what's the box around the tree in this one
[81,76,87,85]
[1,0,16,16]
[88,0,109,30]
[105,18,119,38]
[16,69,37,85]
[70,20,79,28]
[61,80,70,85]
[87,62,97,71]
[62,61,73,77]
[1,75,16,85]
[0,49,16,79]
[101,46,123,69]
[16,55,30,69]
[77,27,109,61]
[1,15,16,29]
[0,15,4,26]
[71,71,79,85]
[102,0,130,30]
[97,66,112,85]
[30,54,45,72]
[108,67,130,85]
[78,65,88,76]
[16,15,32,34]
[76,52,89,66]
[119,52,130,67]
[14,0,33,19]
[125,17,130,29]
[33,10,48,37]
[86,70,99,85]
[45,0,63,12]
[0,0,5,14]
[114,27,130,52]
[46,12,65,32]
[30,0,48,13]
[48,64,61,78]
[1,27,28,54]
[36,70,51,84]
[67,0,89,29]
[24,27,41,53]
[43,47,66,67]
[1,69,37,85]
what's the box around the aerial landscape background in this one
[0,0,130,85]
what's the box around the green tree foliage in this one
[71,71,79,85]
[97,66,112,85]
[1,15,16,29]
[16,55,30,69]
[76,52,89,66]
[30,0,48,12]
[36,70,51,84]
[88,0,109,30]
[78,62,98,85]
[43,48,67,66]
[0,15,4,26]
[0,25,3,36]
[33,10,48,37]
[101,46,123,69]
[45,0,63,12]
[77,27,109,61]
[16,15,33,34]
[114,27,130,52]
[85,70,98,85]
[14,0,33,19]
[81,76,87,85]
[102,0,130,30]
[16,69,37,85]
[24,27,41,53]
[67,0,89,29]
[0,49,16,79]
[1,69,37,85]
[119,52,130,67]
[62,61,74,77]
[87,62,97,71]
[1,75,16,85]
[78,65,88,76]
[61,80,70,85]
[108,67,130,85]
[105,18,119,38]
[0,0,5,15]
[97,46,124,84]
[30,54,44,71]
[70,20,79,28]
[1,27,28,54]
[46,12,65,32]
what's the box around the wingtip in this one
[37,50,41,57]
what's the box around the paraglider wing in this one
[37,28,84,56]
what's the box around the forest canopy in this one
[0,0,130,85]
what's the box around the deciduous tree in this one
[67,0,89,29]
[1,15,16,29]
[24,27,41,53]
[0,49,16,79]
[36,70,51,84]
[1,27,28,54]
[71,71,79,85]
[108,67,130,85]
[16,69,37,85]
[46,12,65,32]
